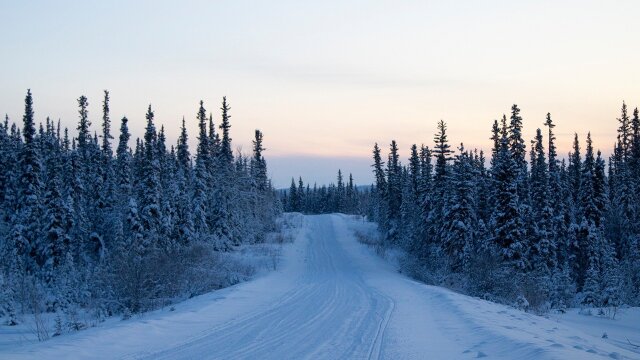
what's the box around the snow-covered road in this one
[3,214,638,359]
[144,214,394,360]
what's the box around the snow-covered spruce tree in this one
[297,177,306,212]
[192,101,210,237]
[567,133,582,218]
[208,113,219,163]
[13,90,44,277]
[172,118,194,246]
[595,150,622,311]
[508,105,531,220]
[490,117,526,270]
[371,143,387,226]
[139,105,161,253]
[251,130,268,192]
[345,173,356,214]
[508,105,527,178]
[573,133,609,307]
[399,145,421,253]
[41,128,74,292]
[385,141,402,245]
[408,144,420,198]
[473,149,491,228]
[209,97,237,249]
[442,144,477,272]
[542,114,574,307]
[564,133,584,287]
[399,171,416,252]
[429,120,453,248]
[76,96,91,157]
[156,126,177,251]
[101,91,118,248]
[288,178,299,212]
[250,129,277,233]
[416,145,433,258]
[114,117,133,248]
[218,97,233,167]
[527,128,555,302]
[336,170,345,213]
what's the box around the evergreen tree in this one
[14,89,44,274]
[491,117,526,269]
[76,96,91,156]
[288,178,299,212]
[417,145,433,257]
[371,143,387,224]
[508,104,527,173]
[567,134,581,212]
[430,120,453,246]
[617,102,632,159]
[529,128,555,283]
[115,118,132,195]
[442,144,477,271]
[336,170,345,212]
[251,130,268,192]
[101,90,113,158]
[219,97,233,167]
[193,101,210,235]
[385,141,402,244]
[139,105,161,251]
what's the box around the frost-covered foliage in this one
[0,90,280,327]
[367,103,640,312]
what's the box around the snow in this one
[550,308,640,355]
[1,214,638,359]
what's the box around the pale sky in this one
[1,1,639,187]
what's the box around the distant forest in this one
[281,170,371,215]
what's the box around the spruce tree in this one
[139,105,161,251]
[508,104,527,173]
[529,128,555,284]
[617,102,632,159]
[430,120,453,246]
[491,117,526,269]
[417,145,433,247]
[385,141,402,244]
[371,143,387,225]
[289,178,299,212]
[101,90,113,158]
[346,173,356,214]
[14,89,44,273]
[219,97,233,167]
[251,130,268,192]
[443,144,477,271]
[193,101,210,235]
[76,95,91,156]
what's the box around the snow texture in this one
[1,214,638,359]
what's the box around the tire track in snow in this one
[137,215,393,360]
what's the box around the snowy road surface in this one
[2,214,638,359]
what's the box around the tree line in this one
[282,170,369,215]
[0,90,279,327]
[369,104,640,312]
